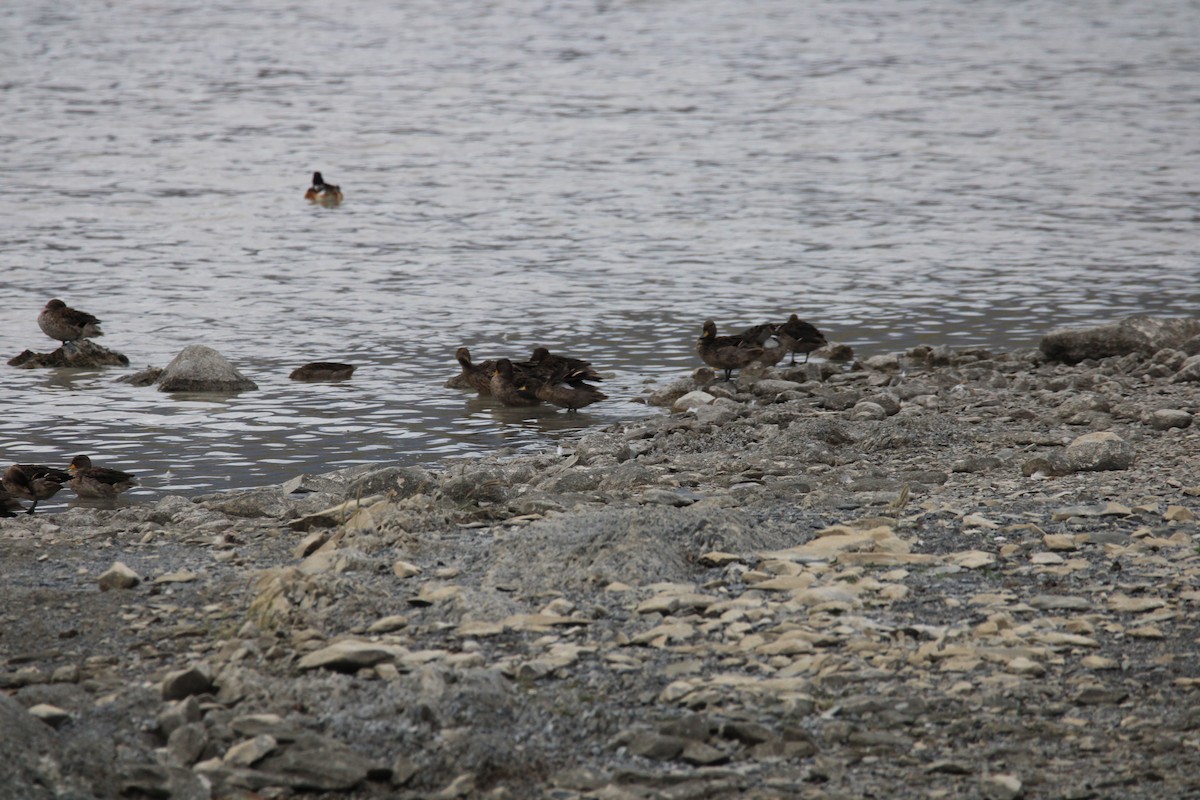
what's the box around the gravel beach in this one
[3,317,1200,800]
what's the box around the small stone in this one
[161,665,214,701]
[28,703,71,729]
[224,734,278,766]
[982,773,1023,800]
[1149,409,1192,430]
[1064,431,1135,472]
[367,615,409,634]
[297,640,404,672]
[98,562,141,591]
[167,722,209,766]
[393,559,422,578]
[1042,534,1077,551]
[673,390,716,412]
[1164,505,1196,522]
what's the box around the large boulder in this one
[1040,316,1200,364]
[156,345,258,393]
[8,339,130,369]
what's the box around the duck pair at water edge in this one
[454,347,607,412]
[697,314,827,381]
[1,456,138,515]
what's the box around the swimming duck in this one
[305,171,343,207]
[3,464,72,514]
[696,320,767,381]
[455,347,497,395]
[289,362,356,381]
[529,364,607,412]
[528,347,603,384]
[777,314,827,364]
[38,299,104,345]
[490,359,542,407]
[67,455,138,499]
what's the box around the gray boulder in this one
[156,345,258,392]
[1040,316,1200,364]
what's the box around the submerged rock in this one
[8,339,130,369]
[156,345,258,393]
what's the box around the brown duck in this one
[527,347,603,384]
[38,299,104,345]
[696,320,767,381]
[67,455,138,499]
[3,464,72,514]
[776,314,827,364]
[736,322,787,367]
[454,347,498,395]
[529,364,607,412]
[490,358,542,407]
[305,171,343,207]
[289,362,356,381]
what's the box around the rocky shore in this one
[3,316,1200,800]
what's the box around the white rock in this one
[98,562,141,591]
[673,391,716,412]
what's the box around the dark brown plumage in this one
[777,314,827,364]
[696,320,766,381]
[67,455,137,499]
[3,464,72,514]
[490,359,542,407]
[528,347,603,384]
[289,362,356,381]
[38,299,104,344]
[455,347,497,395]
[530,365,607,412]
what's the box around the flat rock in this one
[296,640,405,672]
[156,344,258,392]
[1040,316,1200,364]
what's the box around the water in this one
[2,0,1198,505]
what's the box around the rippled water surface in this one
[3,0,1199,505]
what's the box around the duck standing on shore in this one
[3,464,72,514]
[776,314,827,364]
[67,455,138,499]
[305,171,343,207]
[38,299,104,345]
[696,320,767,381]
[736,322,787,367]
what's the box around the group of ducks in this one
[453,347,608,411]
[2,457,138,516]
[696,314,827,380]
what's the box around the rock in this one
[157,696,202,737]
[673,391,716,412]
[167,722,209,766]
[156,344,258,392]
[1040,316,1200,364]
[1172,354,1200,382]
[98,561,141,591]
[224,734,278,766]
[982,773,1024,800]
[248,735,375,791]
[1149,409,1192,430]
[161,665,215,701]
[296,640,404,673]
[1065,432,1135,472]
[8,339,130,369]
[117,366,163,386]
[27,704,71,729]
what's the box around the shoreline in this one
[3,316,1200,799]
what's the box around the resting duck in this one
[528,347,603,384]
[305,171,343,207]
[454,347,497,395]
[38,299,104,345]
[696,320,767,381]
[737,322,787,367]
[777,314,827,364]
[490,359,542,407]
[289,362,356,381]
[3,464,72,514]
[67,455,138,499]
[530,364,607,412]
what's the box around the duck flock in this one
[2,173,827,515]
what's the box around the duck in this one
[289,362,356,381]
[38,299,104,345]
[737,322,787,367]
[490,358,542,407]
[529,364,607,412]
[454,347,497,395]
[3,464,72,514]
[776,314,827,364]
[305,171,343,207]
[67,455,138,499]
[528,347,603,384]
[696,320,767,381]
